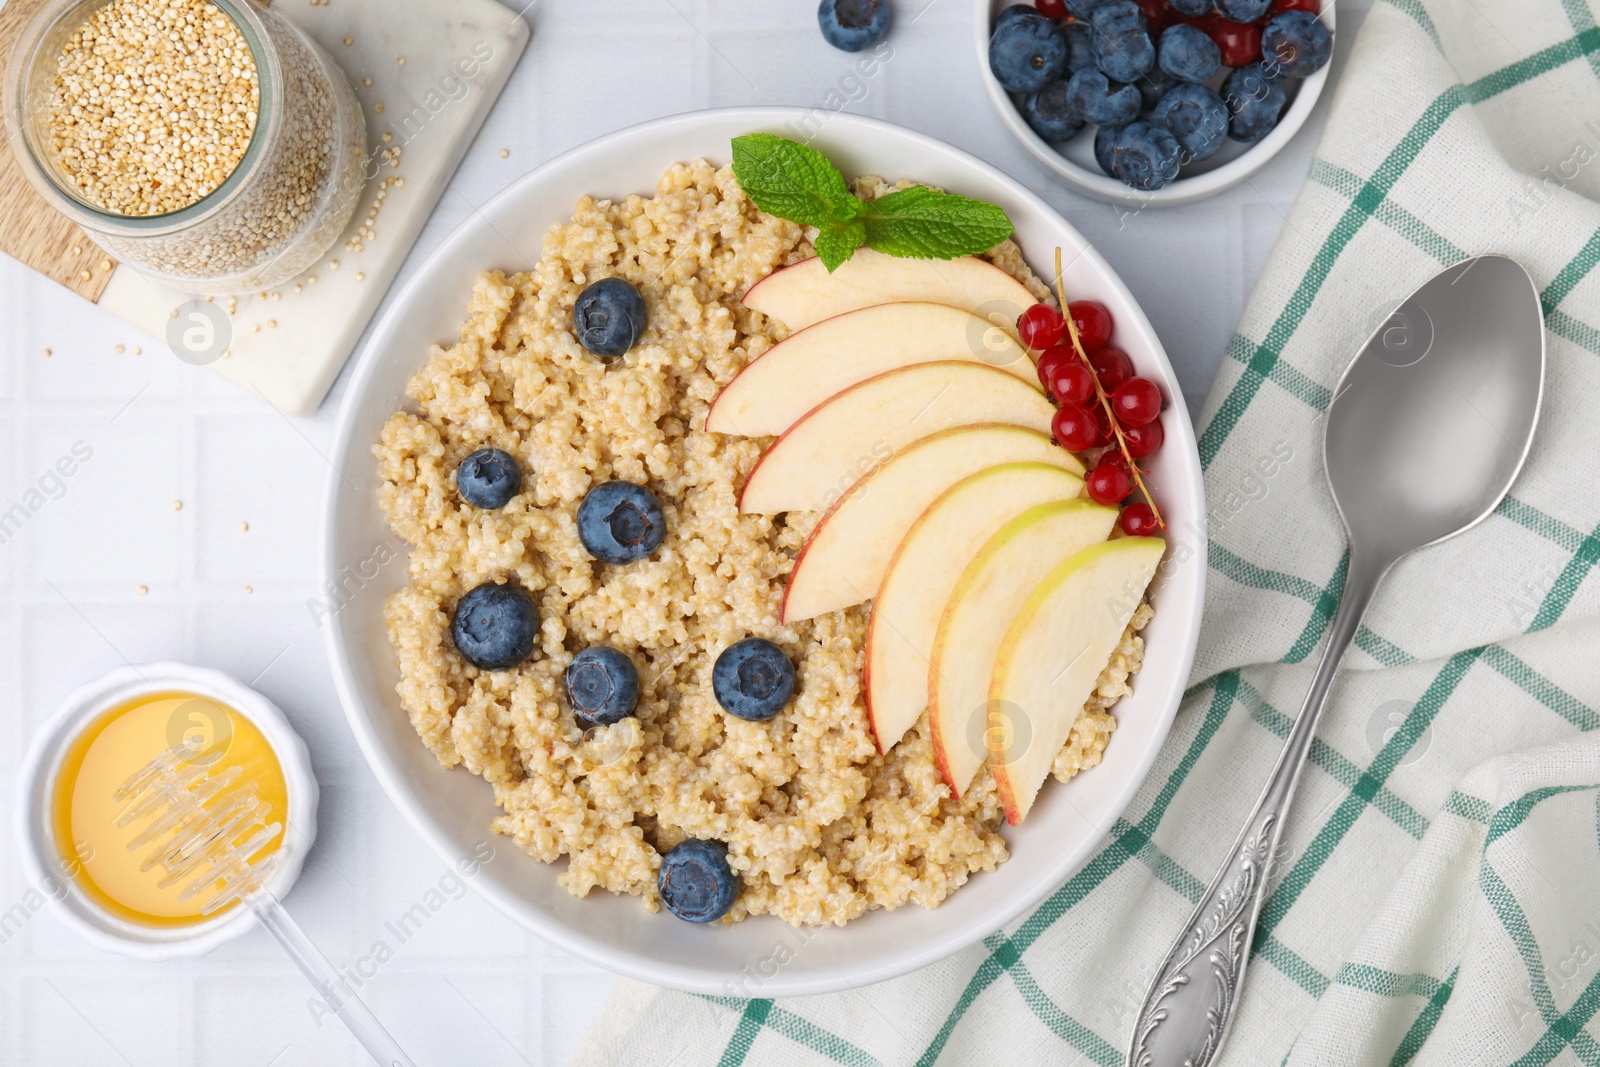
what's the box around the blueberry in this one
[1021,80,1086,142]
[1065,69,1140,127]
[455,448,521,510]
[989,13,1067,93]
[658,839,738,923]
[1223,62,1287,142]
[817,0,891,53]
[577,480,666,564]
[1153,83,1229,162]
[1062,22,1097,74]
[1214,0,1270,19]
[1064,0,1111,15]
[451,583,537,671]
[1167,0,1211,13]
[995,4,1035,26]
[712,639,795,722]
[573,278,646,359]
[1133,68,1175,112]
[1087,1,1154,84]
[1094,122,1128,177]
[1110,120,1182,190]
[565,646,640,727]
[1157,24,1221,83]
[1262,11,1332,77]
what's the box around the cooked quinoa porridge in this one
[375,160,1154,926]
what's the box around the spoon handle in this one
[1127,552,1387,1067]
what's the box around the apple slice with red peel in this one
[927,500,1118,796]
[863,462,1086,754]
[989,537,1165,825]
[738,361,1057,515]
[707,303,1037,438]
[782,426,1084,624]
[741,248,1038,336]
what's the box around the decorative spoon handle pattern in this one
[1128,554,1386,1067]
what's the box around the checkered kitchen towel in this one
[574,2,1600,1063]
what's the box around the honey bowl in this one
[14,663,317,958]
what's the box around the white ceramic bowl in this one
[322,106,1206,996]
[13,662,318,959]
[977,1,1336,207]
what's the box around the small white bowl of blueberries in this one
[978,0,1335,206]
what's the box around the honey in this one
[50,692,289,927]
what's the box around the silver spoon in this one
[1127,254,1545,1067]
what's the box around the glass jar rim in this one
[2,0,284,235]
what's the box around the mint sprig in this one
[731,134,1014,272]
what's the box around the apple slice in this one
[863,462,1086,753]
[927,501,1118,796]
[739,361,1057,515]
[707,303,1037,438]
[742,248,1038,336]
[989,537,1165,825]
[782,427,1085,624]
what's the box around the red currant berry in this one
[1086,462,1132,505]
[1089,346,1134,392]
[1269,0,1318,12]
[1134,0,1170,35]
[1035,343,1074,389]
[1067,300,1113,352]
[1035,0,1068,17]
[1112,377,1162,427]
[1048,361,1095,406]
[1099,449,1129,472]
[1091,401,1114,443]
[1017,304,1065,350]
[1122,417,1165,459]
[1052,404,1102,452]
[1210,20,1262,66]
[1121,503,1160,536]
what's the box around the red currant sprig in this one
[1042,248,1167,532]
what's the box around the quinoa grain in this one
[46,0,260,217]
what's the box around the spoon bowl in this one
[1326,255,1546,565]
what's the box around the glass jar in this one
[3,0,367,294]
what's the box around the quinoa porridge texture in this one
[376,160,1154,926]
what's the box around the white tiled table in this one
[0,1,1370,1062]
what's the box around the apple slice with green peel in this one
[707,303,1037,438]
[863,462,1087,753]
[782,427,1085,624]
[989,537,1165,825]
[738,361,1058,515]
[741,248,1038,336]
[927,500,1119,796]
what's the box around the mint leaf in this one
[731,134,858,231]
[861,186,1014,260]
[815,219,866,273]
